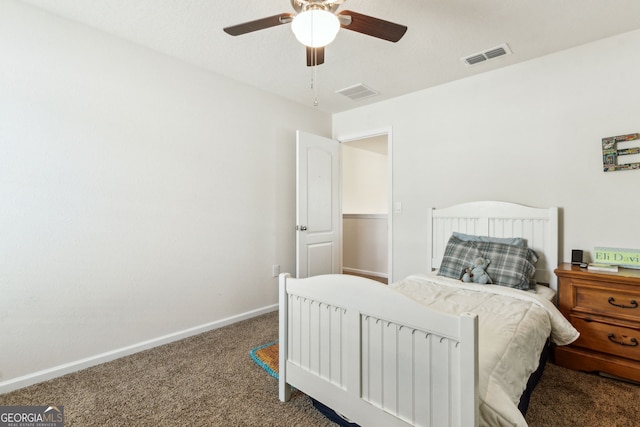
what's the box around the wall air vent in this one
[462,43,512,66]
[336,83,379,101]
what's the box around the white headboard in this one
[427,201,559,290]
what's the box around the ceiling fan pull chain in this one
[312,64,319,107]
[310,65,314,90]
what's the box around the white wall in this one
[0,0,330,390]
[343,215,388,277]
[333,29,640,281]
[342,143,388,214]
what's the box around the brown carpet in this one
[1,311,638,426]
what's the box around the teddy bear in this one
[462,257,493,284]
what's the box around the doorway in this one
[339,131,391,284]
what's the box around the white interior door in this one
[296,130,341,278]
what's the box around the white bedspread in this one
[390,273,579,427]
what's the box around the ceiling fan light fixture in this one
[291,9,340,48]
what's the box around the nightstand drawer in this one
[573,280,640,322]
[570,314,640,362]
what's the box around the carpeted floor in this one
[1,311,639,426]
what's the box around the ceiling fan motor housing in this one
[291,0,343,14]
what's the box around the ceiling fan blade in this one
[223,13,294,36]
[306,47,325,67]
[338,10,407,42]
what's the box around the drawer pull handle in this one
[607,334,639,347]
[607,297,638,309]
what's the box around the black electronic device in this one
[571,249,584,265]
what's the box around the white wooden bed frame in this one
[279,201,559,427]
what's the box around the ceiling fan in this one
[223,0,408,66]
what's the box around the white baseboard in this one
[0,304,278,395]
[342,267,388,279]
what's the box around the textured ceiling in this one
[19,0,640,113]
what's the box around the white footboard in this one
[279,273,479,427]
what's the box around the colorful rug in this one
[249,340,279,380]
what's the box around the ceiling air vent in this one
[462,43,512,66]
[336,83,379,101]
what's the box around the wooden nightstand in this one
[554,263,640,382]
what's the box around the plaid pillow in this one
[452,231,527,247]
[473,240,536,290]
[525,249,539,290]
[437,236,482,280]
[437,235,538,290]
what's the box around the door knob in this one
[299,226,308,231]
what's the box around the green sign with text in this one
[594,247,640,269]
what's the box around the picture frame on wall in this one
[602,133,640,172]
